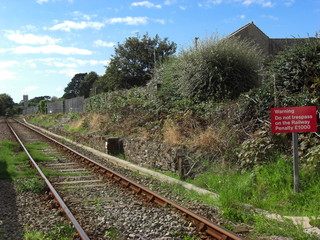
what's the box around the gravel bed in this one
[33,121,299,240]
[6,119,203,239]
[0,118,69,240]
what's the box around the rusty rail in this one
[6,120,90,240]
[15,119,243,240]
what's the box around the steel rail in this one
[16,119,243,240]
[6,120,90,240]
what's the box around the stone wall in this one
[123,138,188,175]
[34,123,189,176]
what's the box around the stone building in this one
[229,21,315,56]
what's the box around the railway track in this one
[5,118,243,240]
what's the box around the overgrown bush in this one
[270,37,320,107]
[164,35,264,101]
[237,125,289,169]
[37,100,47,114]
[235,37,320,169]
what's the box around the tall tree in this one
[103,33,177,90]
[0,94,14,116]
[79,71,99,98]
[63,73,87,99]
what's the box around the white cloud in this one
[131,1,162,8]
[72,11,97,21]
[35,57,109,68]
[242,0,274,7]
[200,0,274,7]
[36,0,73,4]
[240,14,246,19]
[48,17,152,31]
[57,69,80,77]
[22,86,39,93]
[261,14,279,21]
[154,19,166,24]
[22,25,37,31]
[0,61,19,69]
[284,0,295,6]
[11,45,92,55]
[106,17,149,25]
[0,49,9,53]
[36,0,49,4]
[48,20,105,31]
[94,40,115,47]
[164,0,177,5]
[6,32,61,45]
[0,70,16,81]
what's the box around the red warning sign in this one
[271,106,318,133]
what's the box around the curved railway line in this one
[3,118,243,240]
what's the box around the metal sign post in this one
[292,132,299,193]
[270,106,317,194]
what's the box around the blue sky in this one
[0,0,319,103]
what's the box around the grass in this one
[190,156,320,217]
[24,223,76,240]
[185,155,320,239]
[63,125,88,134]
[29,117,55,127]
[25,142,55,162]
[104,228,123,240]
[16,177,47,193]
[146,154,319,239]
[0,140,50,193]
[0,140,36,180]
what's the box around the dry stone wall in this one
[33,123,189,176]
[123,138,188,174]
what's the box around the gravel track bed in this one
[7,119,203,239]
[37,125,226,226]
[0,118,68,240]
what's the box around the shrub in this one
[270,37,320,106]
[37,100,47,114]
[171,35,264,101]
[17,177,47,193]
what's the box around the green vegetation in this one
[0,140,36,180]
[97,33,177,92]
[24,223,76,240]
[29,113,63,126]
[155,158,319,239]
[166,36,263,100]
[63,124,88,134]
[17,177,47,193]
[25,142,55,162]
[191,156,320,217]
[104,228,123,240]
[0,140,53,193]
[25,36,320,239]
[37,100,47,114]
[0,93,15,116]
[63,73,88,99]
